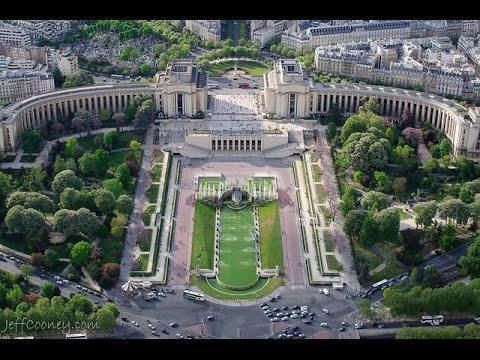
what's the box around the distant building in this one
[47,48,78,76]
[251,20,291,47]
[0,70,54,104]
[185,20,221,42]
[6,20,71,42]
[0,22,31,47]
[458,35,476,52]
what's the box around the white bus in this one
[421,315,444,326]
[371,279,389,289]
[207,82,219,90]
[65,333,87,339]
[183,289,205,302]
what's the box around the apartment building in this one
[0,22,31,47]
[0,70,54,105]
[185,20,222,42]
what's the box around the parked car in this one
[169,322,178,328]
[320,322,328,328]
[207,315,214,321]
[338,327,345,332]
[161,329,169,334]
[321,288,330,296]
[322,308,329,314]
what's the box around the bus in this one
[421,315,444,326]
[65,333,87,339]
[183,289,205,302]
[238,83,249,89]
[371,279,389,289]
[110,74,125,79]
[207,82,219,90]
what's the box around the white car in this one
[322,308,329,314]
[290,314,299,319]
[321,288,330,296]
[320,322,328,328]
[281,316,289,321]
[131,321,139,327]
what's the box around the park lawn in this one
[324,230,334,252]
[310,150,319,163]
[142,205,156,226]
[146,184,160,203]
[370,260,403,283]
[258,201,284,271]
[132,254,149,271]
[318,204,332,225]
[98,236,124,264]
[109,150,134,168]
[114,131,145,149]
[191,201,216,270]
[191,275,284,301]
[354,242,383,270]
[326,255,343,271]
[218,206,258,289]
[150,164,163,182]
[311,164,323,182]
[204,60,270,77]
[315,184,327,203]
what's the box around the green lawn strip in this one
[315,184,327,203]
[324,230,334,252]
[138,229,153,252]
[305,259,313,283]
[326,254,343,271]
[311,164,323,182]
[319,205,332,225]
[369,260,403,283]
[218,206,257,288]
[146,184,160,203]
[191,201,216,270]
[258,202,284,271]
[132,254,149,271]
[310,150,319,163]
[150,164,162,182]
[154,152,164,163]
[300,223,309,253]
[142,204,156,226]
[190,275,283,301]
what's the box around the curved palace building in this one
[2,57,480,160]
[0,59,207,152]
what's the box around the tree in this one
[62,71,94,88]
[344,210,367,241]
[438,198,470,225]
[99,109,111,122]
[340,111,386,143]
[43,249,59,269]
[6,284,23,309]
[392,145,417,171]
[103,131,113,151]
[0,171,14,201]
[30,253,44,267]
[375,208,400,243]
[94,189,116,214]
[340,186,357,216]
[358,212,378,247]
[41,281,60,299]
[70,241,94,266]
[392,177,407,199]
[458,235,480,278]
[357,298,375,318]
[51,170,83,195]
[77,208,101,237]
[456,156,475,181]
[78,152,96,176]
[326,122,337,141]
[413,201,438,228]
[326,103,343,125]
[21,129,43,153]
[103,178,124,197]
[385,127,398,146]
[359,97,380,115]
[133,99,155,129]
[53,209,79,237]
[67,294,93,315]
[96,306,117,331]
[6,191,55,214]
[360,191,389,212]
[116,194,134,215]
[64,137,79,159]
[110,214,127,239]
[22,166,47,191]
[5,205,45,234]
[439,139,451,157]
[373,171,390,193]
[116,163,132,189]
[20,264,34,281]
[93,149,111,176]
[53,156,67,175]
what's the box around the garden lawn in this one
[191,201,216,270]
[98,236,123,264]
[354,242,383,270]
[319,205,332,225]
[109,150,134,168]
[218,206,258,289]
[311,164,323,182]
[258,201,284,271]
[315,184,327,203]
[324,230,334,252]
[150,164,163,182]
[142,205,156,226]
[204,60,270,77]
[139,229,153,251]
[370,260,403,283]
[326,255,343,271]
[146,184,160,203]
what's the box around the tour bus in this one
[207,82,219,90]
[110,74,125,79]
[183,289,205,302]
[65,333,88,339]
[421,315,444,326]
[371,279,389,289]
[238,83,250,89]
